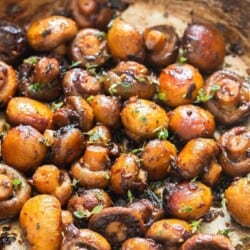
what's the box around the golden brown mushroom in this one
[0,60,17,107]
[121,237,163,250]
[0,164,31,219]
[27,15,78,51]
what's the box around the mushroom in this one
[163,181,213,221]
[18,56,62,102]
[169,104,215,141]
[0,21,27,64]
[61,228,111,250]
[49,126,85,168]
[144,25,179,68]
[218,126,250,177]
[0,60,17,107]
[107,19,145,62]
[180,234,235,250]
[121,98,169,142]
[6,97,53,133]
[27,16,78,51]
[0,163,31,219]
[159,63,204,107]
[203,70,250,125]
[121,237,163,250]
[33,164,72,206]
[142,139,177,181]
[88,207,145,246]
[69,28,110,67]
[70,145,111,189]
[175,138,220,180]
[63,68,103,98]
[89,95,121,128]
[146,219,192,247]
[224,177,250,227]
[182,22,226,72]
[104,61,156,99]
[1,125,47,173]
[110,153,147,195]
[52,96,94,132]
[67,0,112,30]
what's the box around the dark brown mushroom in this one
[0,163,31,219]
[0,21,27,64]
[89,207,145,246]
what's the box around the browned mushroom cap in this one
[182,22,226,72]
[175,138,219,180]
[225,177,250,227]
[110,153,147,195]
[86,125,111,146]
[107,19,145,62]
[88,207,145,246]
[69,28,110,67]
[180,234,235,250]
[218,126,250,177]
[18,57,62,102]
[27,16,78,51]
[0,21,27,64]
[0,164,31,219]
[169,104,215,141]
[89,95,121,128]
[49,126,85,168]
[104,61,156,99]
[163,182,213,221]
[0,61,17,107]
[6,97,53,133]
[61,228,111,250]
[203,70,250,125]
[144,25,179,68]
[63,68,102,98]
[146,219,192,246]
[2,125,47,173]
[121,237,163,250]
[52,96,94,131]
[142,139,177,181]
[67,0,112,30]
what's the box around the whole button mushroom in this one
[27,16,78,51]
[182,22,226,72]
[121,238,163,250]
[2,125,47,173]
[107,19,145,62]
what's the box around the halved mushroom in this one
[0,163,31,219]
[89,207,145,246]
